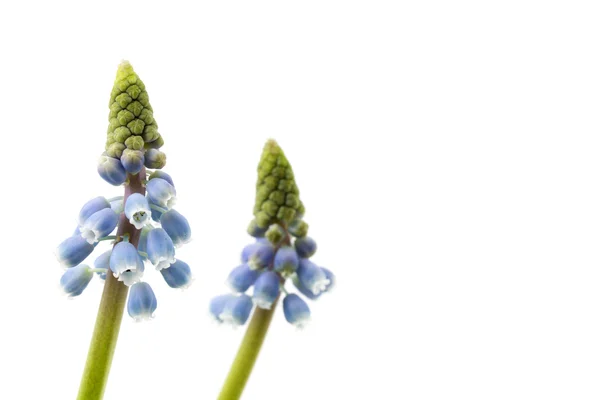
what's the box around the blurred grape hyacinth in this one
[214,139,335,399]
[211,139,334,329]
[53,61,194,399]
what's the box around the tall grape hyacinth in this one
[55,61,192,400]
[214,139,335,400]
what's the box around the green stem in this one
[77,168,146,400]
[217,297,279,400]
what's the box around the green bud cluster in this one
[105,61,166,167]
[253,139,305,228]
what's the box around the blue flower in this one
[127,282,157,321]
[148,200,164,222]
[120,149,145,174]
[294,236,317,258]
[292,266,335,300]
[273,246,299,277]
[55,235,95,268]
[226,264,260,293]
[110,199,124,214]
[160,209,191,247]
[94,250,112,279]
[124,193,151,229]
[160,259,193,289]
[247,220,267,238]
[148,170,174,187]
[219,294,253,326]
[209,294,237,322]
[109,241,144,286]
[146,178,176,209]
[321,268,335,292]
[296,258,330,296]
[252,271,280,309]
[283,294,310,327]
[60,264,94,297]
[146,228,176,270]
[137,226,152,260]
[241,242,259,263]
[97,155,127,186]
[79,208,119,244]
[246,241,275,270]
[78,196,110,226]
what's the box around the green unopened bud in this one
[144,149,166,169]
[253,139,304,228]
[247,219,267,238]
[144,135,164,149]
[106,142,126,158]
[265,224,286,245]
[113,127,132,143]
[143,125,159,143]
[125,135,144,150]
[106,61,164,155]
[288,220,308,238]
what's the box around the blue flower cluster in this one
[55,171,192,321]
[210,219,335,328]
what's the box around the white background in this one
[0,1,599,399]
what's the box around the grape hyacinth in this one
[214,140,335,400]
[53,61,193,399]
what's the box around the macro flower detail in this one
[97,155,127,186]
[109,241,145,286]
[283,293,311,328]
[219,294,254,326]
[127,282,157,321]
[160,209,191,247]
[55,235,95,268]
[252,271,280,309]
[79,208,119,244]
[146,177,176,209]
[146,228,176,270]
[160,259,193,289]
[210,139,335,329]
[226,264,260,293]
[60,264,94,297]
[124,193,152,229]
[78,196,111,226]
[209,294,237,322]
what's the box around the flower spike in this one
[213,139,335,399]
[55,61,194,398]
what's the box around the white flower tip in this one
[218,314,243,328]
[132,312,155,322]
[253,298,273,310]
[155,259,175,271]
[117,270,143,286]
[293,315,311,330]
[310,278,331,296]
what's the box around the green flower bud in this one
[125,135,144,150]
[144,135,164,149]
[106,142,126,158]
[106,61,164,157]
[113,126,132,143]
[144,149,166,169]
[142,125,159,143]
[265,224,286,245]
[288,219,308,238]
[127,101,144,117]
[253,140,304,228]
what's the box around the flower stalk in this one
[217,297,279,400]
[77,168,145,400]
